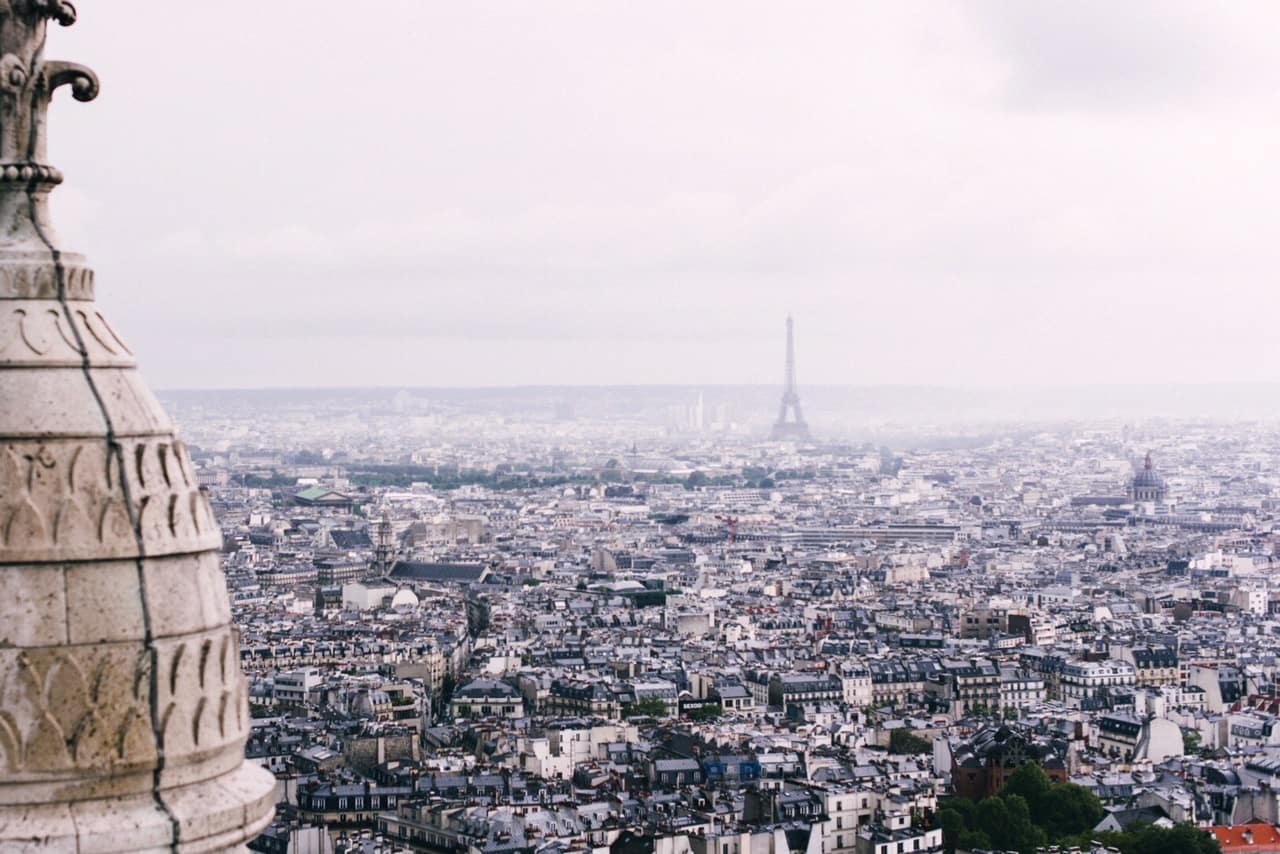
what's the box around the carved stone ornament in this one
[0,4,275,850]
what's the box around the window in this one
[338,798,348,810]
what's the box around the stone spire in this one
[0,4,274,850]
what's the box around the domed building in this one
[390,587,420,612]
[1131,452,1168,503]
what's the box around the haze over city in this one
[46,1,1280,389]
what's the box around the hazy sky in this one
[45,2,1280,389]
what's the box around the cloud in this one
[44,1,1280,389]
[969,0,1276,111]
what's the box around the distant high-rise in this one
[771,315,812,441]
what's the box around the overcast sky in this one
[45,2,1280,389]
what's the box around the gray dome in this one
[1133,452,1166,490]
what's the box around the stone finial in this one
[0,5,276,849]
[0,0,99,167]
[0,0,99,292]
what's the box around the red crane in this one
[714,514,740,544]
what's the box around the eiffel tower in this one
[771,315,812,441]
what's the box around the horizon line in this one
[154,380,1280,394]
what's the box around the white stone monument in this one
[0,2,275,849]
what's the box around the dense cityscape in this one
[4,4,1279,854]
[154,375,1280,854]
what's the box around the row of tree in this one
[620,698,723,721]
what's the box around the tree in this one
[974,798,1010,847]
[1060,824,1219,854]
[1001,795,1048,854]
[889,728,932,755]
[1000,761,1052,810]
[956,829,991,852]
[937,797,976,828]
[686,703,723,722]
[1131,824,1220,854]
[623,697,669,718]
[976,795,1045,854]
[1038,783,1104,840]
[1183,729,1202,756]
[685,471,709,489]
[937,808,965,854]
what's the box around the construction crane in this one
[714,514,740,544]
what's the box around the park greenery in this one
[685,703,723,722]
[936,763,1219,854]
[622,697,669,718]
[242,456,829,492]
[888,728,933,755]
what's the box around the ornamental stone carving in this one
[0,4,275,851]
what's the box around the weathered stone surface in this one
[0,299,131,368]
[0,4,274,850]
[0,437,223,562]
[0,257,94,300]
[0,565,66,646]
